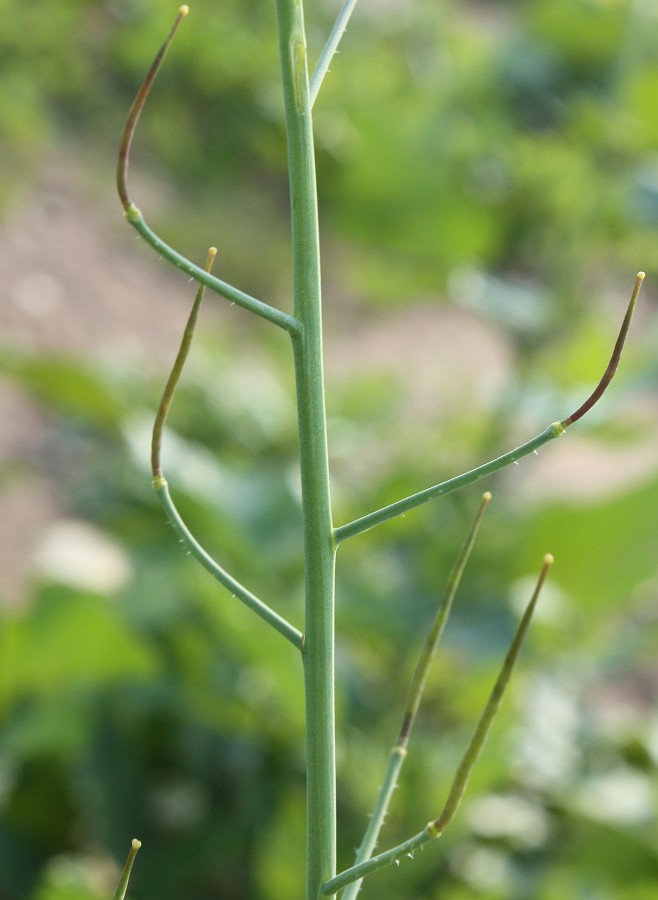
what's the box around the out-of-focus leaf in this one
[0,586,158,712]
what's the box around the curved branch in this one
[335,273,644,544]
[429,553,553,835]
[152,246,216,478]
[399,492,492,751]
[334,424,561,543]
[153,476,303,649]
[151,249,303,650]
[117,6,300,334]
[341,493,491,900]
[322,555,553,896]
[561,271,644,426]
[117,5,188,211]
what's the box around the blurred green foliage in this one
[1,0,657,898]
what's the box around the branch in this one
[309,0,360,106]
[322,555,553,896]
[151,249,303,650]
[429,553,552,834]
[153,476,303,649]
[334,273,644,544]
[341,492,491,900]
[125,208,299,333]
[335,425,560,543]
[152,246,216,478]
[112,839,141,900]
[399,493,491,751]
[322,829,431,896]
[117,6,300,335]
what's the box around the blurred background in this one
[1,0,657,897]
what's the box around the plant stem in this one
[117,5,188,211]
[125,207,300,333]
[342,492,491,900]
[335,423,563,543]
[429,554,553,835]
[275,0,337,896]
[310,0,360,106]
[148,245,302,648]
[397,492,491,751]
[151,247,216,478]
[116,4,299,335]
[112,839,141,900]
[335,271,643,544]
[323,555,553,897]
[153,475,303,649]
[561,271,644,426]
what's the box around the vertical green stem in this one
[275,1,336,897]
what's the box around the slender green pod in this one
[112,839,141,900]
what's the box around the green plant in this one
[113,4,643,898]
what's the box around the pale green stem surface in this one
[112,839,141,900]
[342,493,491,900]
[310,0,360,106]
[275,0,337,895]
[323,556,553,897]
[322,829,433,896]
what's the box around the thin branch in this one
[309,0,360,106]
[117,5,189,211]
[322,555,553,897]
[334,424,561,543]
[127,210,300,333]
[152,246,216,477]
[398,492,491,749]
[112,839,141,900]
[322,829,432,896]
[117,6,300,334]
[153,475,303,650]
[341,492,491,900]
[429,553,553,835]
[150,252,303,650]
[335,273,644,544]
